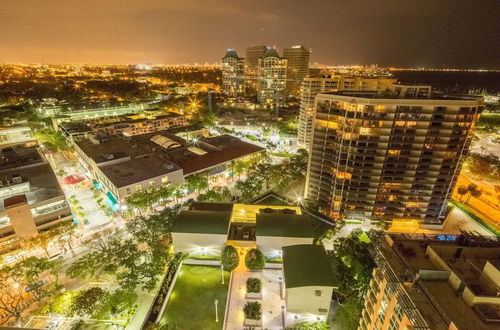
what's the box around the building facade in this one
[297,75,397,149]
[283,45,310,97]
[360,234,500,330]
[222,49,245,97]
[306,86,483,225]
[245,45,267,94]
[0,147,72,249]
[257,47,287,109]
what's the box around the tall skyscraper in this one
[221,49,245,97]
[283,45,310,97]
[306,85,483,225]
[360,233,500,330]
[245,45,267,94]
[257,47,287,109]
[297,74,396,149]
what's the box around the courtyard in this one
[160,265,230,330]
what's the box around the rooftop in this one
[171,210,231,235]
[255,213,314,238]
[0,159,65,212]
[379,234,500,330]
[100,155,181,188]
[323,90,483,101]
[75,129,263,178]
[282,244,337,289]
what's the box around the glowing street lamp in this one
[214,299,219,322]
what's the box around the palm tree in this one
[469,188,482,202]
[457,185,468,202]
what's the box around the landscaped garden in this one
[160,265,230,330]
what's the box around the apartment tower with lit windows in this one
[283,45,310,97]
[257,47,287,109]
[305,84,483,225]
[245,45,267,94]
[221,49,245,97]
[298,74,397,150]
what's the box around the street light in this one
[214,299,219,322]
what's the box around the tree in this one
[329,233,376,330]
[32,231,55,257]
[0,266,32,324]
[287,321,330,330]
[243,301,262,320]
[221,245,239,272]
[92,288,137,319]
[51,221,79,253]
[457,185,468,202]
[469,188,482,201]
[10,257,61,301]
[34,129,73,154]
[185,173,209,193]
[245,248,265,271]
[70,287,109,317]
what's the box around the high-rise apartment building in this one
[297,75,397,149]
[221,49,245,97]
[306,85,483,225]
[283,45,310,97]
[257,47,287,109]
[245,45,267,93]
[360,233,500,330]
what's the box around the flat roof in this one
[0,162,65,212]
[99,155,181,188]
[177,137,264,175]
[189,202,234,212]
[76,130,263,176]
[171,210,231,235]
[380,235,500,329]
[256,213,314,238]
[282,244,337,289]
[321,90,483,101]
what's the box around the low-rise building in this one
[282,244,337,316]
[0,147,72,249]
[73,128,265,206]
[59,111,188,144]
[170,202,313,257]
[255,212,314,258]
[0,126,37,149]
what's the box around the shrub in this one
[287,321,330,330]
[221,245,239,271]
[243,301,262,320]
[246,278,262,293]
[245,248,265,270]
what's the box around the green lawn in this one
[160,265,230,330]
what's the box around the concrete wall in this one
[171,232,227,256]
[285,286,333,315]
[257,236,313,258]
[6,203,38,237]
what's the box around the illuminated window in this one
[388,150,400,155]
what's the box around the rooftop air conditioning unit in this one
[12,175,22,184]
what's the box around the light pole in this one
[221,264,224,284]
[214,299,219,322]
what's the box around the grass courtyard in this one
[160,265,230,330]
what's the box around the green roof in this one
[255,214,314,238]
[171,210,231,235]
[282,244,337,289]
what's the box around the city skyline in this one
[0,0,499,68]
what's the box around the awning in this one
[92,180,103,190]
[106,192,118,204]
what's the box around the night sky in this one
[1,0,499,68]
